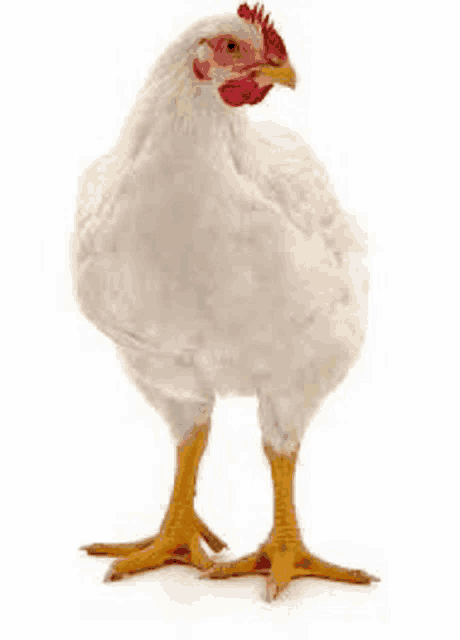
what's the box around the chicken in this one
[76,3,378,601]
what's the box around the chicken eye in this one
[227,41,239,54]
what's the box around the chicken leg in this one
[81,420,226,581]
[202,443,379,601]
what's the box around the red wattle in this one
[218,76,273,107]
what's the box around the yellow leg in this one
[203,443,379,601]
[81,421,226,581]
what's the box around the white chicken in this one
[76,3,378,600]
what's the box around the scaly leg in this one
[81,420,226,581]
[203,443,379,601]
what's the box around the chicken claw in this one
[201,539,379,601]
[82,509,222,582]
[81,513,227,558]
[81,422,227,581]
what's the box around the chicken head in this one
[192,3,296,107]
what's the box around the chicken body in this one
[76,18,366,452]
[77,9,375,599]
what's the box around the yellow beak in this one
[258,65,296,89]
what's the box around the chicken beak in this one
[258,65,296,89]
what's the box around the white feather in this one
[74,14,368,452]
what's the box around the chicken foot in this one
[202,443,379,601]
[81,421,226,581]
[82,512,225,557]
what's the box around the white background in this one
[2,0,459,637]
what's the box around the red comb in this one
[237,3,287,60]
